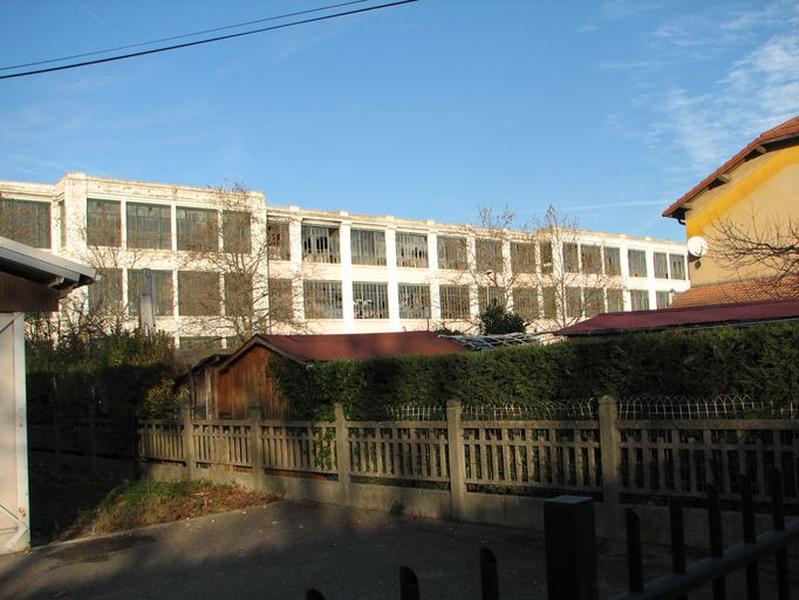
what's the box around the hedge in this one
[271,321,799,418]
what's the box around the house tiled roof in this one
[669,277,799,309]
[663,115,799,219]
[221,330,466,368]
[559,298,799,337]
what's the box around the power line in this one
[0,0,417,81]
[0,0,371,72]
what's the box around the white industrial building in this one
[0,172,690,352]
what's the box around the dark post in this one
[305,589,325,600]
[480,547,499,600]
[669,500,687,600]
[771,469,789,600]
[626,509,644,593]
[740,476,760,599]
[544,496,598,600]
[707,485,726,600]
[400,566,420,600]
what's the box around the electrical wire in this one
[0,0,371,72]
[0,0,417,81]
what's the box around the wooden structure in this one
[0,236,95,554]
[186,331,467,419]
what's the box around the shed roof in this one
[0,236,96,291]
[558,298,799,337]
[220,330,466,369]
[663,115,799,219]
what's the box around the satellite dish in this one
[687,236,708,258]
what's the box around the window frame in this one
[126,202,171,250]
[303,280,343,319]
[350,229,387,266]
[86,198,121,247]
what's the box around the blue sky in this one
[1,1,798,240]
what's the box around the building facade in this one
[0,172,690,351]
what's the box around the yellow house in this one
[663,115,799,307]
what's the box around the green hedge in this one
[271,322,799,418]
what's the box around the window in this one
[88,268,122,314]
[351,229,386,266]
[127,203,171,249]
[628,249,648,278]
[268,278,293,322]
[656,291,672,309]
[59,201,67,248]
[606,288,624,312]
[0,199,50,248]
[352,282,389,319]
[396,232,428,268]
[302,224,340,263]
[304,280,343,319]
[177,207,218,251]
[398,283,431,319]
[630,289,650,311]
[178,271,220,315]
[439,285,470,319]
[581,245,602,275]
[565,286,583,318]
[604,247,621,276]
[87,199,121,247]
[224,273,253,317]
[669,253,686,280]
[223,210,251,254]
[540,242,553,274]
[562,243,580,273]
[128,269,173,316]
[476,239,503,273]
[510,242,535,274]
[583,287,604,317]
[541,287,557,319]
[267,219,290,260]
[654,252,669,279]
[478,286,506,313]
[437,236,467,270]
[512,288,538,321]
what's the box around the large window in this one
[656,291,672,309]
[127,203,171,249]
[0,199,50,248]
[351,229,386,266]
[439,285,470,319]
[177,207,218,251]
[541,287,557,319]
[267,219,290,260]
[87,199,121,247]
[302,224,340,263]
[563,243,580,273]
[511,242,535,274]
[127,269,173,316]
[303,280,343,318]
[539,242,553,274]
[224,273,253,317]
[604,247,621,276]
[437,236,467,270]
[398,283,430,319]
[628,249,648,278]
[178,271,220,315]
[581,245,602,275]
[583,287,605,317]
[630,289,650,311]
[223,210,251,254]
[396,232,428,268]
[88,268,123,314]
[669,253,687,280]
[352,282,389,319]
[478,286,506,313]
[654,252,669,279]
[512,288,538,321]
[606,288,624,312]
[476,239,503,273]
[268,278,293,322]
[565,286,583,318]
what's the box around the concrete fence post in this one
[446,400,467,520]
[334,403,352,506]
[88,403,98,477]
[180,404,196,481]
[598,394,621,539]
[249,407,264,491]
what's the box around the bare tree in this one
[710,211,799,296]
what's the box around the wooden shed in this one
[188,331,467,419]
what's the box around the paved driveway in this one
[0,500,788,599]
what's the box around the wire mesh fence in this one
[462,399,598,421]
[617,394,799,420]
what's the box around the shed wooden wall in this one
[216,346,287,419]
